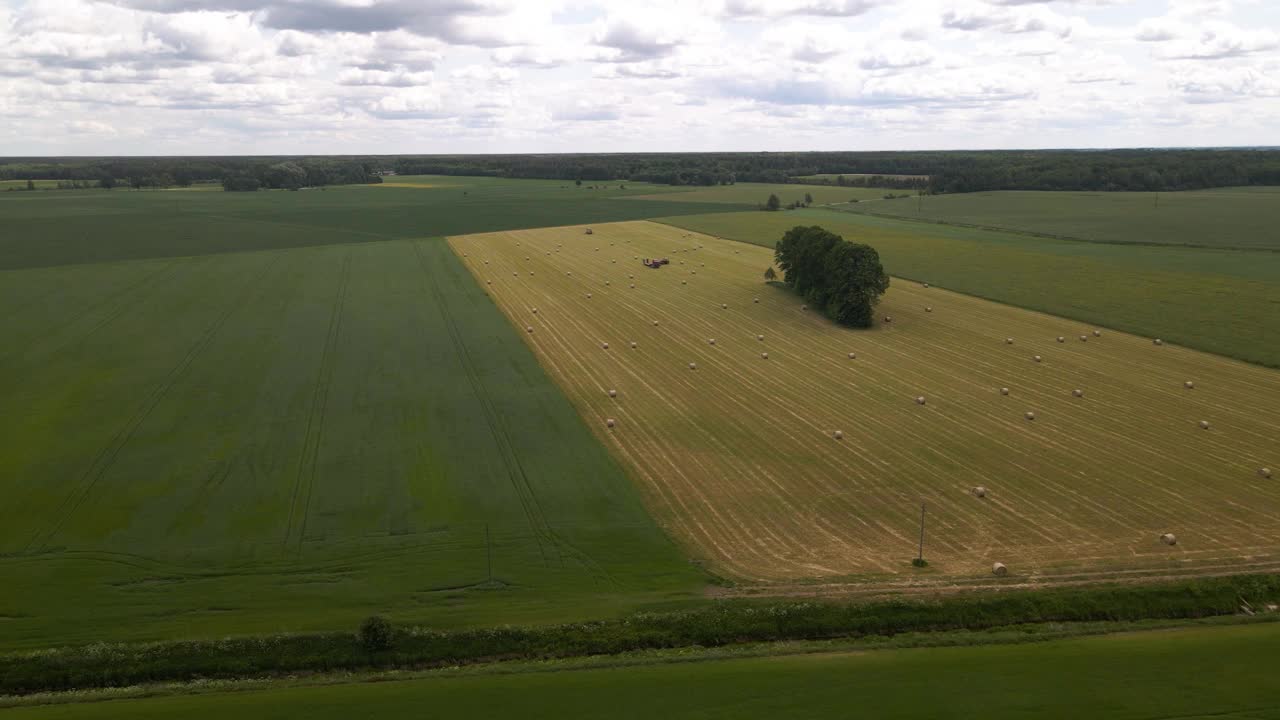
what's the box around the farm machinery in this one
[642,258,670,269]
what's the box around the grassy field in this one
[452,221,1280,587]
[0,175,739,271]
[623,183,886,206]
[834,187,1280,251]
[659,208,1280,368]
[0,236,704,649]
[11,622,1280,718]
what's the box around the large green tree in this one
[774,225,889,328]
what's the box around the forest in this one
[2,148,1278,193]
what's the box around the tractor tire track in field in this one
[410,242,560,572]
[284,250,351,553]
[25,255,283,553]
[0,259,181,366]
[427,240,621,588]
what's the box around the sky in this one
[0,0,1277,155]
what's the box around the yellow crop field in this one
[449,221,1280,591]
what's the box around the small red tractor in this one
[642,258,670,269]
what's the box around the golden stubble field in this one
[449,221,1280,590]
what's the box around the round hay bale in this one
[1199,420,1210,430]
[708,338,716,345]
[848,352,856,359]
[1072,389,1084,398]
[486,280,492,285]
[1259,467,1272,479]
[1094,329,1102,337]
[513,272,518,277]
[1006,337,1014,345]
[612,259,616,264]
[682,280,687,285]
[630,284,635,289]
[608,389,617,398]
[1000,387,1010,396]
[1057,336,1065,343]
[923,282,930,288]
[606,417,615,428]
[721,303,727,310]
[1025,411,1036,421]
[532,308,538,314]
[605,280,610,285]
[925,306,933,312]
[630,341,637,349]
[1160,533,1177,546]
[1079,335,1087,342]
[1034,355,1042,363]
[972,486,987,498]
[884,316,893,323]
[529,271,534,276]
[484,260,489,265]
[688,362,697,370]
[652,320,659,327]
[566,271,572,276]
[833,430,844,440]
[1154,338,1164,346]
[916,396,926,406]
[601,342,609,350]
[761,352,769,359]
[754,298,759,303]
[525,256,530,261]
[992,562,1008,577]
[525,326,533,333]
[628,274,634,279]
[758,334,765,341]
[1184,381,1194,389]
[802,305,807,311]
[587,293,593,299]
[691,270,696,275]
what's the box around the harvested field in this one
[451,221,1280,586]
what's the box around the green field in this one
[834,187,1280,251]
[0,232,705,649]
[0,176,739,271]
[11,622,1279,718]
[623,183,886,206]
[659,208,1280,368]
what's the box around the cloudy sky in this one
[0,0,1277,155]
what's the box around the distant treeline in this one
[3,149,1279,193]
[0,157,382,191]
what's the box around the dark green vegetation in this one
[0,177,734,649]
[8,147,1279,191]
[10,621,1280,718]
[773,226,889,327]
[3,574,1277,696]
[836,187,1280,251]
[659,208,1280,367]
[0,176,735,271]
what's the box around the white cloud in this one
[0,0,1277,153]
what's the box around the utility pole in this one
[917,502,927,564]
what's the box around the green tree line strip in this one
[3,573,1277,697]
